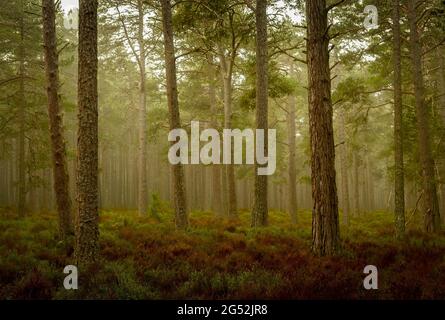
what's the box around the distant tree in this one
[0,0,48,217]
[135,0,148,217]
[206,56,223,217]
[113,0,149,216]
[287,63,298,225]
[17,0,26,218]
[338,106,350,226]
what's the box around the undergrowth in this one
[0,208,444,299]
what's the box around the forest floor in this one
[0,207,444,299]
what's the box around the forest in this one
[0,0,445,300]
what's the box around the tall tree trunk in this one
[75,0,99,265]
[436,45,445,223]
[42,0,73,240]
[339,108,350,225]
[392,0,405,236]
[219,51,237,217]
[18,1,26,218]
[408,0,441,232]
[252,0,268,227]
[161,0,188,229]
[137,0,148,216]
[207,58,222,216]
[306,0,340,256]
[287,77,297,224]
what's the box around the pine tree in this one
[75,0,99,264]
[252,0,269,227]
[306,0,340,255]
[42,0,73,241]
[160,0,188,229]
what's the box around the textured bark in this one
[42,0,73,240]
[436,46,445,223]
[252,0,268,227]
[18,2,26,218]
[408,0,441,232]
[392,0,405,238]
[339,109,350,226]
[306,0,340,256]
[137,0,148,216]
[75,0,99,265]
[287,78,297,224]
[218,49,237,218]
[161,0,188,229]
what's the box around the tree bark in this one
[42,0,73,240]
[408,0,441,232]
[161,0,188,229]
[137,0,148,216]
[252,0,269,227]
[435,45,445,223]
[306,0,340,256]
[75,0,99,265]
[392,0,405,236]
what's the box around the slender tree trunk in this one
[207,58,222,216]
[221,163,228,215]
[353,152,360,215]
[137,0,148,216]
[287,80,297,224]
[393,0,405,236]
[18,1,26,218]
[339,109,350,225]
[306,0,340,256]
[161,0,188,229]
[408,0,441,232]
[367,153,375,210]
[75,0,99,265]
[362,146,370,212]
[219,51,238,217]
[42,0,73,240]
[252,0,268,227]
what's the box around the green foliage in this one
[0,208,444,299]
[149,193,170,222]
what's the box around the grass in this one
[0,207,444,299]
